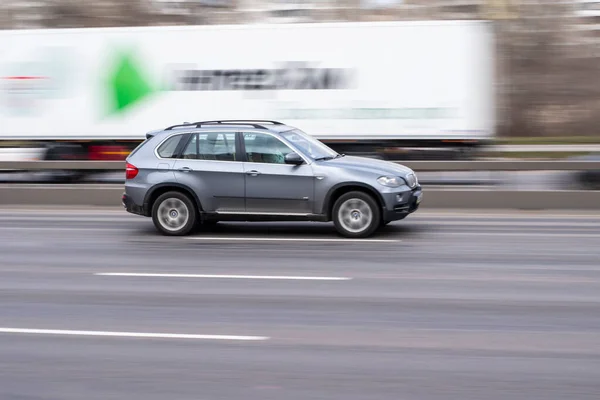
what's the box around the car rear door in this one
[242,132,315,214]
[173,131,245,212]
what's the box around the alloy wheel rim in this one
[157,198,189,231]
[338,198,373,233]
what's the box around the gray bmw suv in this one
[123,120,422,238]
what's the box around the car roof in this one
[146,120,296,139]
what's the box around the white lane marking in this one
[0,328,268,341]
[96,273,352,281]
[186,237,399,243]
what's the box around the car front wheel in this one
[333,191,381,238]
[152,191,197,236]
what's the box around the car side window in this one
[243,132,293,164]
[156,134,185,158]
[182,132,236,161]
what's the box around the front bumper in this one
[381,185,422,222]
[122,193,146,216]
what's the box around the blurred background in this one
[1,0,600,139]
[1,0,600,190]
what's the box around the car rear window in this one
[156,134,185,158]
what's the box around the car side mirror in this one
[285,152,304,165]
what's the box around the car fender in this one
[321,182,385,218]
[143,182,204,215]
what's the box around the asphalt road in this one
[1,208,600,400]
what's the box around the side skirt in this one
[202,212,329,223]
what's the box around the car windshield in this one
[280,129,338,160]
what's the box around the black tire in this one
[151,191,197,236]
[332,191,381,238]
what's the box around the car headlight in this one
[377,176,403,188]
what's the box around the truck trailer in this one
[0,20,495,163]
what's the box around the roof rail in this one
[164,123,197,131]
[199,120,284,125]
[165,119,285,131]
[195,121,268,129]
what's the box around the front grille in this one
[405,173,417,188]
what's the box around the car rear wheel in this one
[333,191,381,238]
[152,191,197,236]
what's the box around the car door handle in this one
[177,167,193,172]
[246,170,261,176]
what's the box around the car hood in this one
[318,155,414,176]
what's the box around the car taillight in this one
[125,163,139,180]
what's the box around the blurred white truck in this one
[0,20,495,161]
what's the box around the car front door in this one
[172,131,245,213]
[242,132,315,214]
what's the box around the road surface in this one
[1,208,599,400]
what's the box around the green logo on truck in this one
[105,49,156,115]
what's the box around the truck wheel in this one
[333,191,381,238]
[152,191,196,236]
